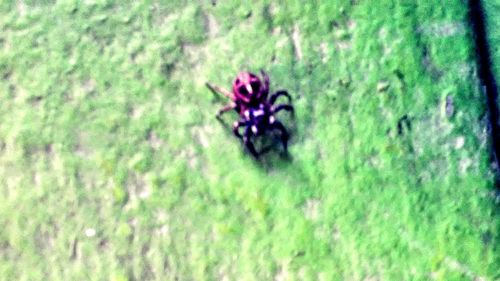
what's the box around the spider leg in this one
[216,102,236,119]
[272,104,294,118]
[270,119,289,153]
[243,126,259,158]
[269,90,292,105]
[233,120,259,158]
[206,82,234,99]
[232,120,246,139]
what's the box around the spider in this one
[206,70,294,158]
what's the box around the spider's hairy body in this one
[206,70,293,158]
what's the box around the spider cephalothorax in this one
[206,70,293,158]
[232,72,268,106]
[206,70,270,118]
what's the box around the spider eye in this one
[235,78,240,85]
[239,86,248,95]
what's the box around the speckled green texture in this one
[0,1,498,280]
[484,0,500,84]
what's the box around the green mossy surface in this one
[484,0,500,83]
[0,1,498,280]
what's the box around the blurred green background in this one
[0,1,498,280]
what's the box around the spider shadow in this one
[254,109,297,168]
[250,120,297,170]
[256,134,293,163]
[215,117,292,165]
[215,115,231,129]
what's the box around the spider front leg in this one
[216,102,236,120]
[206,82,234,99]
[270,90,292,105]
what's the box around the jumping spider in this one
[206,70,294,158]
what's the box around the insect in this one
[206,70,294,158]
